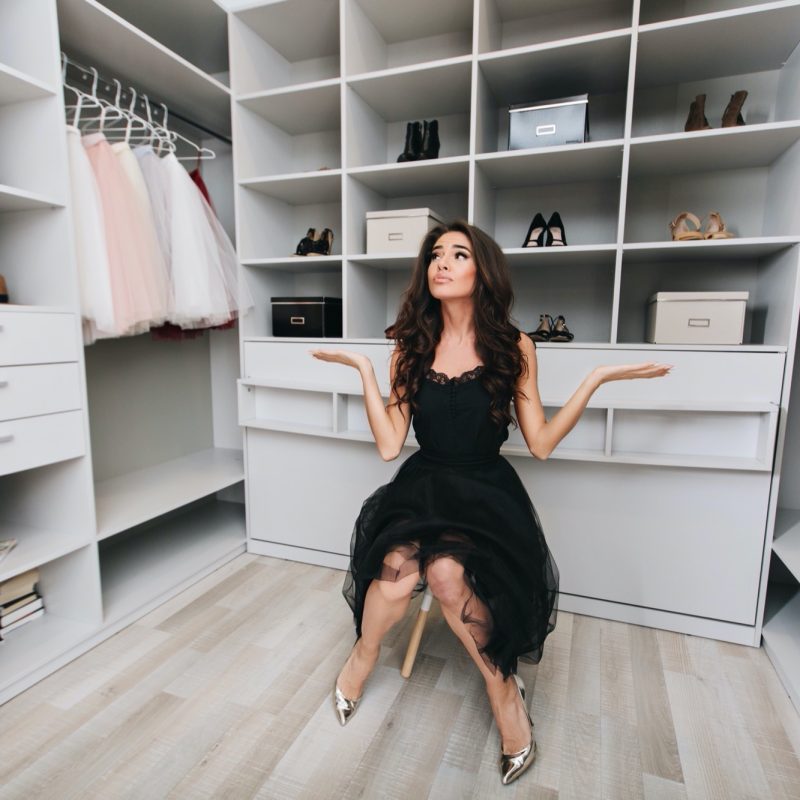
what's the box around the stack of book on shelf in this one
[1,564,45,643]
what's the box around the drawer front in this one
[244,342,786,405]
[244,340,396,388]
[0,410,85,476]
[0,310,79,366]
[0,364,83,421]
[536,348,785,405]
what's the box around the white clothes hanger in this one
[160,102,216,161]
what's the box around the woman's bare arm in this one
[310,346,411,461]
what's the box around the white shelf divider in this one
[0,184,63,212]
[0,523,90,584]
[94,448,244,540]
[628,122,800,176]
[622,237,800,261]
[0,62,55,105]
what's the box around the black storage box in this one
[508,93,589,150]
[271,296,342,337]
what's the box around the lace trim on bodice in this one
[426,365,485,385]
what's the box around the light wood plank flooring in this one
[1,553,799,799]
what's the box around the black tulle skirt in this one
[342,450,559,679]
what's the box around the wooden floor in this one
[1,554,799,800]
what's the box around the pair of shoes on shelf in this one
[669,211,735,241]
[522,212,567,247]
[294,227,335,256]
[397,120,440,162]
[684,91,747,131]
[500,673,537,785]
[528,314,574,342]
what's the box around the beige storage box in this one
[646,291,748,344]
[366,208,445,254]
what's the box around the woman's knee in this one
[374,570,418,602]
[425,557,467,608]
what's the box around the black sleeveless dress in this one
[342,361,559,679]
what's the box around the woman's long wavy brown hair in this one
[385,219,528,429]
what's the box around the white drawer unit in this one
[0,410,85,476]
[536,348,785,406]
[0,308,79,366]
[0,363,82,421]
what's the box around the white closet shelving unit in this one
[229,0,800,707]
[0,0,246,705]
[764,323,800,713]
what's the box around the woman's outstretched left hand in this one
[309,348,371,372]
[593,361,673,384]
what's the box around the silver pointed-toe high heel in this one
[499,673,537,785]
[333,680,361,726]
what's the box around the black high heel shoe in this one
[527,314,554,341]
[546,212,567,246]
[294,227,317,256]
[311,228,334,256]
[523,213,547,247]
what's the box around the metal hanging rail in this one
[61,53,232,146]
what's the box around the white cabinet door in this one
[246,428,401,556]
[512,457,770,625]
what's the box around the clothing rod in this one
[61,54,232,146]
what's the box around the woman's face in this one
[427,231,477,301]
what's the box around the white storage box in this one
[646,291,749,344]
[366,208,444,254]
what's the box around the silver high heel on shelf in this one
[500,673,537,785]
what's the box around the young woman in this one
[310,220,671,785]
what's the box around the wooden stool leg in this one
[401,587,434,678]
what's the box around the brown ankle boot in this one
[685,94,711,132]
[721,90,747,127]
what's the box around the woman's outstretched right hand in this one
[310,348,371,372]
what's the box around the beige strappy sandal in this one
[669,211,704,241]
[701,211,735,239]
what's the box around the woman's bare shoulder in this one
[517,330,537,353]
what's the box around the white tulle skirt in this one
[65,125,116,344]
[162,152,253,328]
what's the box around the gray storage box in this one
[366,207,445,254]
[646,291,748,344]
[508,93,589,150]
